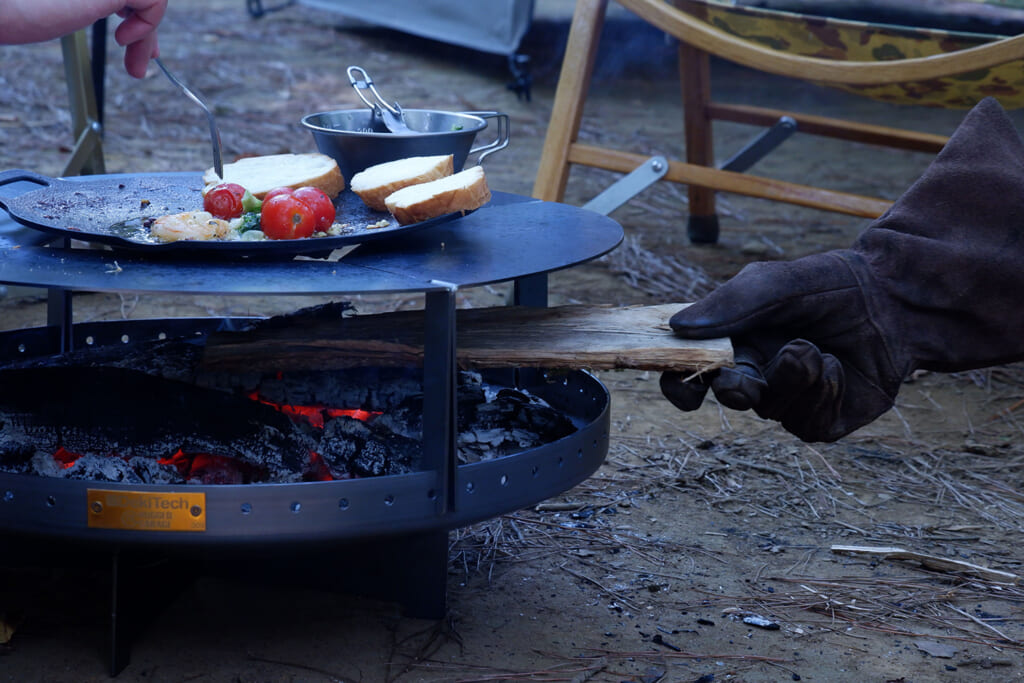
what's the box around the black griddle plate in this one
[0,170,467,257]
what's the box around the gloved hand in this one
[661,97,1024,442]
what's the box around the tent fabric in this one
[297,0,535,56]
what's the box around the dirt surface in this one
[2,1,1024,681]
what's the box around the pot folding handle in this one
[463,111,510,166]
[347,65,414,135]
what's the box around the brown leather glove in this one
[662,97,1024,442]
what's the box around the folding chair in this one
[533,0,1024,242]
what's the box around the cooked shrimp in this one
[150,211,232,243]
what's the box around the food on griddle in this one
[203,182,262,220]
[202,152,345,199]
[350,154,454,211]
[385,166,490,225]
[150,211,233,243]
[150,183,341,243]
[259,186,336,240]
[147,151,483,243]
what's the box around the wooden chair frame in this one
[60,25,106,177]
[533,0,1024,242]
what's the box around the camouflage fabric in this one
[964,0,1024,8]
[679,0,1024,108]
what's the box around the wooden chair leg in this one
[678,37,718,243]
[533,0,610,202]
[60,29,105,177]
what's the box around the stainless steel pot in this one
[301,109,510,180]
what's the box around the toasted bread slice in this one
[350,155,454,212]
[385,166,490,225]
[203,153,345,199]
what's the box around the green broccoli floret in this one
[236,211,262,233]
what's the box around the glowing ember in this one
[52,446,80,469]
[246,391,381,429]
[156,449,258,485]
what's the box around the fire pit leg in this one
[339,530,450,619]
[107,548,194,676]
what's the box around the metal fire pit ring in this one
[0,318,610,545]
[0,178,624,671]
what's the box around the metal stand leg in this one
[108,549,192,676]
[246,0,296,18]
[423,284,458,516]
[220,533,452,619]
[513,273,548,308]
[336,531,450,619]
[47,286,73,354]
[507,54,533,102]
[108,550,130,676]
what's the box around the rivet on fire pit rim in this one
[90,500,103,514]
[499,474,509,487]
[16,344,25,353]
[577,448,584,459]
[46,495,56,507]
[158,332,167,340]
[240,502,252,515]
[384,494,394,506]
[290,501,302,513]
[338,498,349,510]
[466,481,475,494]
[531,466,539,478]
[120,334,130,344]
[426,489,437,501]
[3,490,14,503]
[85,336,95,346]
[190,505,202,517]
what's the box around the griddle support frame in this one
[423,284,458,516]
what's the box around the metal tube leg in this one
[423,284,458,515]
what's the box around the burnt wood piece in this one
[200,304,733,374]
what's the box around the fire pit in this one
[0,175,623,674]
[0,359,610,544]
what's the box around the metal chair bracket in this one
[719,116,798,173]
[582,155,669,216]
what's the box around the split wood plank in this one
[201,303,733,374]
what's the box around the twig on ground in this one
[831,545,1021,585]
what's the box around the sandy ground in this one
[2,1,1024,681]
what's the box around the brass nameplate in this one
[87,489,207,532]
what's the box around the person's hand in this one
[660,254,903,441]
[0,0,167,78]
[661,97,1024,442]
[114,0,167,78]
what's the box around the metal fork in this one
[154,57,224,179]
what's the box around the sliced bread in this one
[385,166,490,225]
[202,153,345,199]
[350,154,454,211]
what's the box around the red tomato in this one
[203,183,246,219]
[292,186,336,230]
[262,186,295,202]
[260,194,317,240]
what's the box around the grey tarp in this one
[297,0,535,55]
